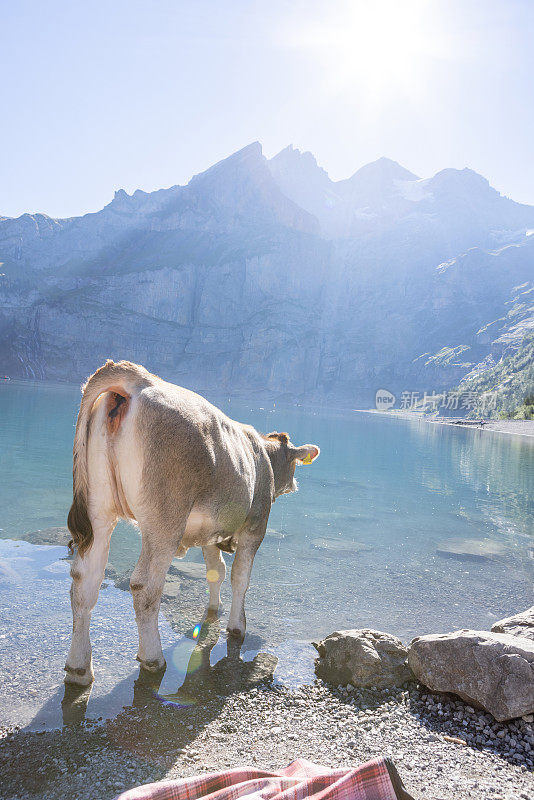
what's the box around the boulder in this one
[491,607,534,642]
[408,630,534,721]
[310,538,371,554]
[314,629,413,688]
[168,561,206,580]
[22,527,71,546]
[436,537,505,561]
[114,560,206,595]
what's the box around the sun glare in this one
[287,0,446,101]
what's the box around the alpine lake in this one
[1,381,532,730]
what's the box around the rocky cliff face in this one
[1,142,533,403]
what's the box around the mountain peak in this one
[111,188,132,207]
[346,157,419,185]
[269,145,330,180]
[333,157,420,214]
[267,145,333,227]
[190,141,264,185]
[428,167,491,194]
[268,145,330,183]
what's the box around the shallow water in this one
[0,381,533,729]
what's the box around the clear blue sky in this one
[2,0,534,218]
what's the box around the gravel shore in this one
[1,679,532,800]
[360,411,534,439]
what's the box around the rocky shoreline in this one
[1,680,533,800]
[1,602,533,800]
[360,410,534,439]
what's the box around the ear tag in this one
[301,452,313,465]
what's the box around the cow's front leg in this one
[130,535,177,672]
[65,516,115,685]
[227,520,266,640]
[202,545,226,616]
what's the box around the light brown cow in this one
[65,360,320,685]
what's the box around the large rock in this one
[21,527,71,547]
[436,537,506,561]
[314,629,413,689]
[408,630,534,721]
[310,538,371,554]
[167,560,206,581]
[491,607,534,642]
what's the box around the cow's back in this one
[133,380,268,532]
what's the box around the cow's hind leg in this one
[202,545,226,617]
[227,518,267,640]
[130,529,182,672]
[65,515,115,685]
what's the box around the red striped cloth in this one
[115,757,413,800]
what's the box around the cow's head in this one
[265,432,320,498]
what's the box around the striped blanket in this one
[115,757,414,800]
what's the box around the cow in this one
[65,360,320,686]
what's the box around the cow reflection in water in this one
[61,618,277,726]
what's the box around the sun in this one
[285,0,446,101]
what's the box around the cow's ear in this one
[292,444,320,465]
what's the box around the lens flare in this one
[192,624,201,639]
[157,693,197,709]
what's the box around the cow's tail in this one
[67,360,153,556]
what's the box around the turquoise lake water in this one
[0,381,533,728]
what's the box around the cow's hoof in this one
[136,655,166,673]
[64,663,94,686]
[226,627,245,641]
